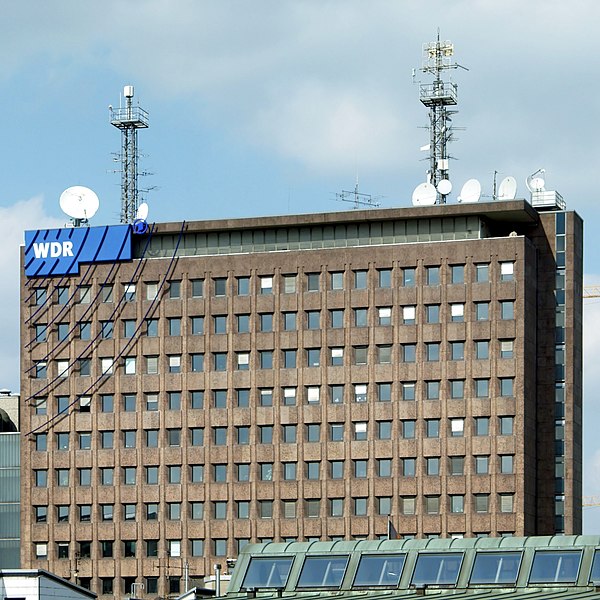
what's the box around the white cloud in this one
[0,197,63,393]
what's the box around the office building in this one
[19,198,582,598]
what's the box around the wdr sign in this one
[24,225,132,277]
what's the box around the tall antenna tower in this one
[109,85,149,223]
[417,33,467,203]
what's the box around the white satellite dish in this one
[437,179,452,196]
[497,176,517,200]
[526,169,546,192]
[136,202,149,221]
[457,179,482,203]
[412,182,437,206]
[59,186,100,221]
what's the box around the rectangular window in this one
[426,380,440,400]
[402,305,416,324]
[475,456,489,474]
[354,422,367,441]
[306,424,320,442]
[169,280,181,298]
[501,300,515,320]
[260,276,273,294]
[500,416,514,435]
[451,265,464,284]
[378,268,391,287]
[475,301,489,321]
[306,272,320,292]
[260,350,273,369]
[214,277,227,296]
[402,382,416,401]
[402,267,415,287]
[500,339,514,358]
[330,309,344,328]
[475,263,489,282]
[354,270,368,289]
[475,378,490,398]
[146,319,158,336]
[237,276,250,295]
[426,457,439,476]
[450,341,465,360]
[450,456,464,475]
[450,495,465,513]
[191,279,204,297]
[500,377,514,397]
[426,266,440,285]
[450,379,464,399]
[499,494,514,513]
[331,271,344,289]
[500,261,514,281]
[282,387,296,405]
[283,275,296,293]
[283,349,297,368]
[426,304,440,323]
[426,419,440,438]
[376,383,390,402]
[330,384,344,404]
[450,418,465,437]
[450,303,464,322]
[401,420,415,439]
[426,342,440,361]
[354,308,368,327]
[475,417,489,436]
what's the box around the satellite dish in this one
[412,182,437,206]
[437,179,452,196]
[526,169,546,192]
[59,186,100,221]
[457,179,481,203]
[497,176,517,200]
[136,202,149,221]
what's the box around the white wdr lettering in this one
[33,241,74,259]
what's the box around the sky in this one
[2,0,600,530]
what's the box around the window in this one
[79,396,91,412]
[123,430,136,448]
[500,300,515,320]
[283,500,297,518]
[426,266,440,285]
[450,379,464,399]
[306,386,320,404]
[213,390,227,408]
[34,397,47,414]
[237,501,250,519]
[259,425,273,443]
[34,288,47,305]
[34,469,47,487]
[56,505,68,521]
[123,540,136,557]
[100,395,112,412]
[168,355,181,373]
[214,501,227,519]
[475,263,489,282]
[57,286,69,304]
[500,455,514,474]
[355,383,369,402]
[306,461,320,480]
[475,378,490,398]
[475,417,489,436]
[213,277,227,296]
[123,467,136,485]
[235,314,250,333]
[450,456,464,475]
[259,312,273,332]
[191,353,205,372]
[450,303,464,322]
[475,340,489,359]
[529,551,583,584]
[282,425,297,443]
[402,305,416,324]
[327,271,344,290]
[354,308,368,327]
[57,360,69,377]
[475,301,489,321]
[282,387,296,405]
[213,315,227,334]
[377,344,392,364]
[190,316,204,335]
[500,261,515,281]
[426,342,440,361]
[190,465,204,482]
[354,270,368,289]
[260,350,273,368]
[353,497,368,516]
[168,465,182,484]
[146,503,159,520]
[101,468,114,485]
[426,380,440,400]
[283,274,296,293]
[500,339,514,358]
[213,427,227,445]
[305,499,321,518]
[500,377,514,397]
[354,459,368,478]
[426,457,439,476]
[123,356,136,375]
[306,272,320,291]
[306,423,320,442]
[191,279,204,297]
[330,309,344,328]
[377,459,392,477]
[354,422,367,441]
[237,276,250,295]
[402,267,416,287]
[190,390,204,409]
[79,504,92,522]
[167,391,181,410]
[35,505,47,523]
[499,493,514,513]
[283,311,296,330]
[35,542,48,559]
[145,393,158,411]
[260,276,273,294]
[79,433,91,450]
[283,462,296,480]
[450,264,464,284]
[475,456,489,474]
[450,495,465,513]
[426,304,440,323]
[35,433,47,451]
[167,429,181,447]
[420,419,436,439]
[57,322,69,341]
[283,349,297,368]
[450,418,464,437]
[351,347,368,367]
[56,432,69,450]
[500,416,514,435]
[375,497,391,516]
[402,382,416,401]
[401,420,416,439]
[236,426,250,444]
[402,343,416,362]
[376,306,392,326]
[101,504,113,521]
[330,460,344,478]
[34,361,47,379]
[146,539,158,557]
[236,388,250,407]
[330,384,344,404]
[378,268,391,287]
[168,279,181,298]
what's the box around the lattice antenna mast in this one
[336,178,381,210]
[418,33,467,203]
[110,85,149,223]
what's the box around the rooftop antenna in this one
[336,177,381,210]
[416,31,467,203]
[109,85,149,224]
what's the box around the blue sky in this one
[2,0,600,530]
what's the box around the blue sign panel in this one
[24,224,132,277]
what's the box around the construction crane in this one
[583,287,600,299]
[583,496,600,507]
